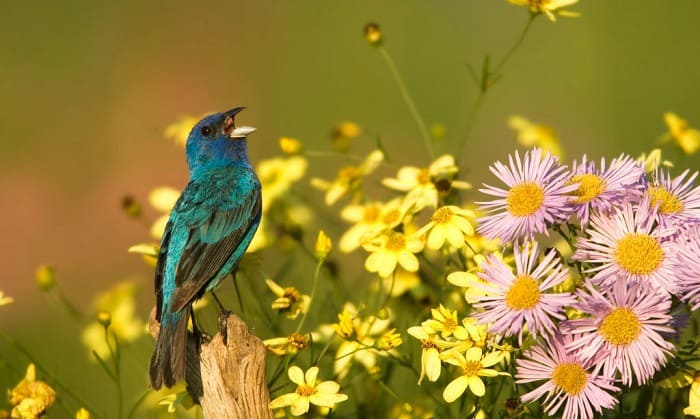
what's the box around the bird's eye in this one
[200,126,212,136]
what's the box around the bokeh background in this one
[2,0,700,416]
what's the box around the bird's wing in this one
[168,170,262,313]
[154,218,175,322]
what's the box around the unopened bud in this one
[121,195,141,218]
[364,22,382,46]
[97,311,111,328]
[314,230,332,260]
[35,265,55,292]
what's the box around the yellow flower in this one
[0,291,14,306]
[508,0,580,22]
[507,115,564,159]
[418,206,474,249]
[311,150,384,205]
[422,305,469,340]
[382,154,471,211]
[164,114,208,147]
[363,232,424,278]
[315,230,333,260]
[383,267,421,297]
[35,265,55,292]
[331,121,363,151]
[265,279,310,320]
[279,136,302,155]
[364,22,382,46]
[684,372,700,417]
[263,333,311,356]
[407,326,442,384]
[339,198,408,252]
[377,328,403,350]
[269,366,348,416]
[257,156,308,206]
[637,148,673,173]
[8,364,56,419]
[442,347,502,402]
[75,408,90,419]
[662,112,700,155]
[447,254,500,304]
[81,282,144,360]
[148,186,180,239]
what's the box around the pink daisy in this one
[675,225,700,309]
[645,169,700,230]
[567,154,646,226]
[562,281,675,386]
[572,197,678,295]
[477,148,577,242]
[473,241,576,344]
[516,333,619,419]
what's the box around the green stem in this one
[492,14,536,77]
[377,45,435,160]
[104,327,124,419]
[125,389,151,419]
[295,259,324,334]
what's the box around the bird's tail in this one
[149,309,189,389]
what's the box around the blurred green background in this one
[2,0,700,416]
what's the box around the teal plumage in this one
[149,107,261,389]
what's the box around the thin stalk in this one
[377,46,435,160]
[295,259,323,334]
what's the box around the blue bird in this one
[149,107,262,389]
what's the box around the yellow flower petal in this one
[468,376,486,397]
[290,397,311,416]
[425,347,441,382]
[269,392,300,410]
[149,187,180,212]
[288,366,305,386]
[397,252,419,273]
[443,375,469,403]
[305,367,319,387]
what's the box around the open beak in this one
[222,107,256,138]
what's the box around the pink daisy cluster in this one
[469,148,700,418]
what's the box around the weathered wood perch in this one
[149,308,274,419]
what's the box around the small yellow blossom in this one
[448,254,500,304]
[637,148,674,173]
[382,154,471,211]
[363,22,382,46]
[35,265,55,292]
[408,326,444,384]
[508,0,580,22]
[685,372,700,417]
[662,112,700,155]
[363,231,424,278]
[264,333,312,356]
[418,206,475,249]
[127,243,159,266]
[333,303,393,378]
[0,291,14,307]
[377,328,403,350]
[339,198,410,253]
[422,305,469,340]
[331,121,362,151]
[315,230,333,260]
[442,347,502,402]
[383,267,421,297]
[508,115,564,158]
[311,150,384,205]
[279,137,302,154]
[265,279,310,320]
[165,114,207,147]
[75,408,90,419]
[8,364,56,419]
[257,156,308,206]
[81,282,144,360]
[269,366,348,416]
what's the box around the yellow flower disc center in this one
[649,186,684,215]
[386,233,406,251]
[505,275,541,310]
[431,207,454,224]
[288,333,311,350]
[422,340,436,350]
[506,182,545,216]
[442,317,458,332]
[363,206,380,223]
[614,233,663,275]
[462,360,482,377]
[296,384,318,397]
[599,307,641,346]
[552,362,588,395]
[569,174,606,204]
[283,288,300,304]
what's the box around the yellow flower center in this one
[599,307,641,345]
[417,168,431,185]
[386,233,406,251]
[422,340,437,350]
[383,209,401,225]
[363,206,380,223]
[552,362,587,395]
[649,186,684,215]
[288,333,311,350]
[339,166,360,181]
[442,317,458,332]
[431,207,454,224]
[614,233,663,275]
[462,360,482,377]
[569,174,606,204]
[505,275,541,310]
[296,384,318,397]
[283,288,300,304]
[506,182,545,216]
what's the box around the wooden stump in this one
[149,309,274,419]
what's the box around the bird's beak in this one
[222,107,255,138]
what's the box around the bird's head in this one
[185,107,256,175]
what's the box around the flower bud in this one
[121,195,141,218]
[97,311,112,328]
[364,22,382,46]
[315,230,332,260]
[35,265,55,292]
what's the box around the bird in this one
[149,107,262,389]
